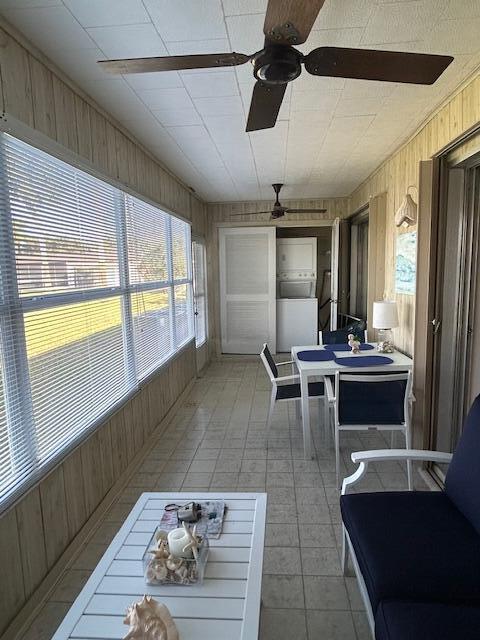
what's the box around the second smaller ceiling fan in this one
[231,183,327,220]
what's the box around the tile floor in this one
[22,358,427,640]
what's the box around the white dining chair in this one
[325,371,413,488]
[260,343,328,434]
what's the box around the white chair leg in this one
[335,426,340,488]
[295,398,302,423]
[405,427,413,491]
[341,525,349,575]
[323,397,330,442]
[266,393,275,436]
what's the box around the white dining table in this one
[291,344,414,459]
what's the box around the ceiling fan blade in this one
[98,52,251,74]
[285,208,327,213]
[246,81,287,132]
[304,47,453,85]
[229,211,273,217]
[263,0,325,45]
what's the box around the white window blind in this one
[0,132,194,509]
[193,240,207,347]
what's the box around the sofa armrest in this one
[341,449,452,495]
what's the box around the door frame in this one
[414,124,480,462]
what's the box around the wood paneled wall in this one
[0,344,196,635]
[0,21,206,636]
[206,198,350,354]
[349,71,480,355]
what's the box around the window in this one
[192,240,207,347]
[0,132,194,508]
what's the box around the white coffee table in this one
[52,492,267,640]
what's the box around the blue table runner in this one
[334,355,394,367]
[297,350,336,362]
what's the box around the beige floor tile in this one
[301,548,343,576]
[263,547,302,575]
[265,523,299,547]
[306,610,357,639]
[262,575,305,608]
[259,608,307,640]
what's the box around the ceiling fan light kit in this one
[98,0,454,133]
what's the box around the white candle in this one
[167,527,193,559]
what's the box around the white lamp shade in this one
[372,301,399,329]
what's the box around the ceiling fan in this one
[98,0,453,132]
[230,183,327,220]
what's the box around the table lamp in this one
[372,300,399,353]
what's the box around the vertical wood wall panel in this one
[349,70,480,355]
[0,20,205,636]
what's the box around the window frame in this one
[0,130,195,512]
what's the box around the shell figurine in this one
[123,595,179,640]
[347,333,361,354]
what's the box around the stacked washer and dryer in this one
[276,237,318,352]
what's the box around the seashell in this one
[123,595,179,640]
[155,529,168,543]
[181,522,201,560]
[166,555,184,571]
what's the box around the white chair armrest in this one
[275,374,300,383]
[351,449,453,465]
[277,360,294,367]
[342,449,452,495]
[324,376,335,403]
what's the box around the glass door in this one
[192,239,207,348]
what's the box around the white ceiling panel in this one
[63,0,150,28]
[2,0,479,202]
[144,0,226,42]
[1,6,96,54]
[181,71,239,98]
[88,24,168,58]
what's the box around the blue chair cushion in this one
[375,601,480,640]
[322,326,366,345]
[445,394,480,535]
[276,381,324,400]
[338,378,407,424]
[340,490,480,611]
[262,344,278,378]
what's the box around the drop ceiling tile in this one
[63,0,150,28]
[137,87,194,110]
[426,17,480,54]
[85,79,148,121]
[222,0,267,16]
[361,1,444,46]
[87,24,168,58]
[335,97,382,117]
[152,108,203,126]
[291,91,341,112]
[314,0,375,29]
[342,79,397,100]
[300,27,364,52]
[144,0,226,41]
[193,95,244,117]
[125,71,184,91]
[1,6,96,54]
[225,13,265,53]
[442,0,480,19]
[182,71,239,98]
[54,48,108,85]
[0,0,60,6]
[166,39,232,56]
[293,74,345,93]
[166,125,211,143]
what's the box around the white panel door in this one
[219,227,276,354]
[330,218,340,330]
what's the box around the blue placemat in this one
[323,343,375,351]
[297,350,336,362]
[334,355,394,367]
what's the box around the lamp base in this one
[377,328,394,353]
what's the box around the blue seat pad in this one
[276,381,324,400]
[340,491,480,611]
[375,600,480,640]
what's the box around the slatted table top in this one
[52,492,267,640]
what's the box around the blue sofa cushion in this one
[276,381,324,400]
[340,491,480,611]
[445,394,480,535]
[375,601,480,640]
